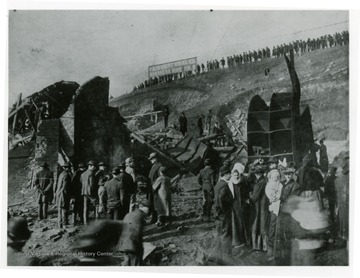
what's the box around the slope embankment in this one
[110,45,349,141]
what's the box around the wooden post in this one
[24,109,36,132]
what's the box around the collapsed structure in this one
[9,77,131,183]
[247,51,316,166]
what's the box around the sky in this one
[8,10,349,104]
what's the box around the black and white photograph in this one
[6,8,352,268]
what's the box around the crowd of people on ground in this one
[8,135,349,266]
[201,140,349,265]
[8,152,174,266]
[132,30,349,92]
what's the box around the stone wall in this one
[74,76,131,167]
[35,119,60,181]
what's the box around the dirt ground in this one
[7,155,348,266]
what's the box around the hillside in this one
[110,45,349,140]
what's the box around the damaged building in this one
[9,76,131,183]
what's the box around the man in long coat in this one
[197,115,204,137]
[125,157,138,212]
[152,166,172,227]
[148,152,162,223]
[198,158,216,221]
[71,162,86,225]
[178,112,188,137]
[119,162,136,219]
[81,160,97,224]
[163,106,170,129]
[249,165,269,251]
[319,139,329,173]
[34,161,54,220]
[335,159,349,246]
[55,162,72,228]
[214,166,233,263]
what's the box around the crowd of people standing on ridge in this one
[131,30,349,93]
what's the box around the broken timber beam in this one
[131,132,194,175]
[124,110,163,119]
[198,133,225,142]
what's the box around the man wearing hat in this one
[125,157,138,212]
[97,178,107,219]
[55,162,72,228]
[34,161,54,220]
[8,216,38,266]
[116,200,151,266]
[119,162,136,219]
[334,158,349,248]
[214,166,234,262]
[280,166,300,202]
[324,165,337,226]
[319,138,329,173]
[152,166,172,227]
[249,165,268,252]
[71,163,86,225]
[198,158,216,221]
[104,167,124,220]
[96,162,112,186]
[148,152,162,223]
[81,160,98,225]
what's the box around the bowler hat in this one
[40,161,49,167]
[98,162,106,166]
[112,167,120,175]
[87,160,97,166]
[78,162,85,168]
[149,152,158,160]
